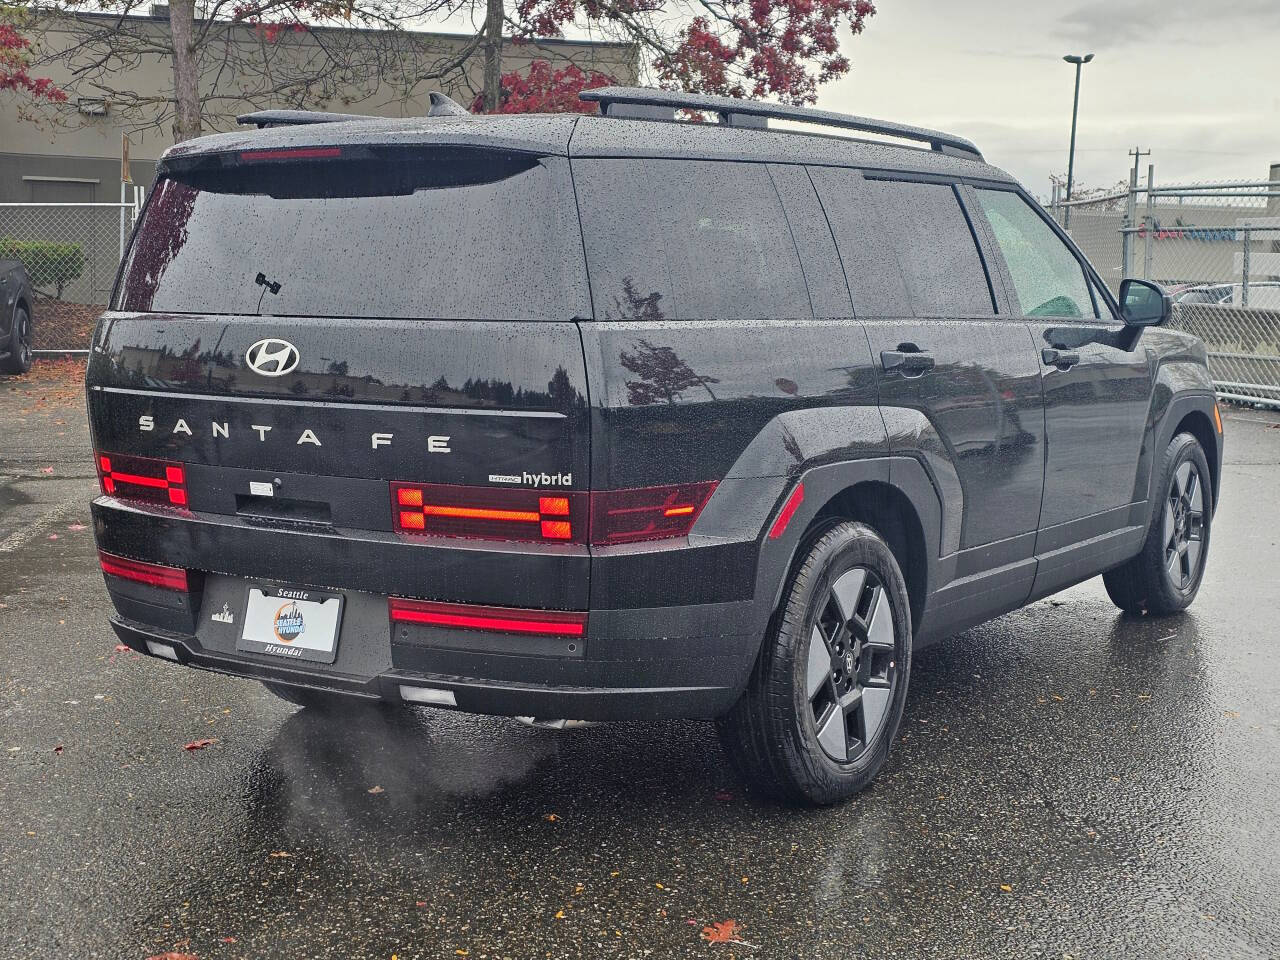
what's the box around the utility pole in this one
[1062,53,1094,230]
[1123,146,1150,278]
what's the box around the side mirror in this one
[1119,278,1171,327]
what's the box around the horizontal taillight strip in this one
[389,598,587,637]
[391,480,718,546]
[97,451,188,508]
[98,551,188,591]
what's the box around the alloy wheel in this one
[16,310,31,368]
[806,566,898,763]
[1164,459,1205,591]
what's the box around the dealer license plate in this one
[237,585,343,664]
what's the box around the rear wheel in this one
[1103,432,1212,615]
[3,306,32,374]
[717,521,912,805]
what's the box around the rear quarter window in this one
[116,148,589,321]
[573,158,810,322]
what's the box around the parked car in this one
[1173,284,1232,305]
[87,87,1223,805]
[0,258,33,374]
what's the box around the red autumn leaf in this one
[219,936,237,943]
[702,919,741,943]
[145,954,199,960]
[54,744,64,754]
[183,738,217,751]
[114,644,130,653]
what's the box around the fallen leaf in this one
[183,738,217,751]
[40,466,54,474]
[714,789,734,801]
[67,523,86,531]
[415,901,428,908]
[367,784,385,794]
[702,919,742,943]
[554,909,566,919]
[219,937,237,943]
[268,851,292,858]
[1000,884,1013,892]
[543,813,559,821]
[145,954,198,960]
[53,745,63,755]
[454,951,469,957]
[47,534,58,540]
[114,644,130,653]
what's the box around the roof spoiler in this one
[237,92,471,129]
[579,86,983,161]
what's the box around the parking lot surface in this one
[2,363,1278,959]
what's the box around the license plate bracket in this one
[237,585,343,664]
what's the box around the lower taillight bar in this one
[388,597,587,637]
[98,550,189,591]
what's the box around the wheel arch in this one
[754,458,941,643]
[1171,408,1219,510]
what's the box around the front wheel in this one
[1103,431,1212,615]
[716,521,912,805]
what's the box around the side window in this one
[975,189,1098,319]
[808,166,912,317]
[862,178,996,318]
[574,159,810,322]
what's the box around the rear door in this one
[89,143,594,609]
[969,187,1153,573]
[809,168,1046,584]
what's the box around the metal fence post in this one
[1122,164,1138,277]
[1143,164,1155,280]
[1241,227,1250,307]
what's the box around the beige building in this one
[1,9,638,202]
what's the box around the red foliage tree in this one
[473,58,614,113]
[0,20,66,103]
[507,0,877,107]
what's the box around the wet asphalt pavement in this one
[2,365,1279,960]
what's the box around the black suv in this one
[88,87,1222,804]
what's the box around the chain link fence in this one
[1053,175,1280,409]
[0,200,141,352]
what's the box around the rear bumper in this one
[109,612,751,720]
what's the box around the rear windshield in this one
[115,147,587,321]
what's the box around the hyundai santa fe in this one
[88,87,1223,804]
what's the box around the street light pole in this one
[1062,53,1094,230]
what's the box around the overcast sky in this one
[809,0,1280,195]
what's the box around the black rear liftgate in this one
[87,141,636,711]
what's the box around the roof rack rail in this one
[578,86,982,161]
[237,93,471,128]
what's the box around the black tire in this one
[3,305,32,375]
[716,521,912,805]
[1103,432,1212,615]
[261,681,396,713]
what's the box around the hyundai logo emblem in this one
[245,338,300,377]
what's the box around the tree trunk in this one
[481,0,504,113]
[167,0,202,142]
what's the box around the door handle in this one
[880,350,935,375]
[1042,348,1080,369]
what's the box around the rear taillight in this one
[98,550,188,591]
[391,482,589,544]
[589,481,718,545]
[391,480,718,546]
[97,452,188,508]
[389,597,586,637]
